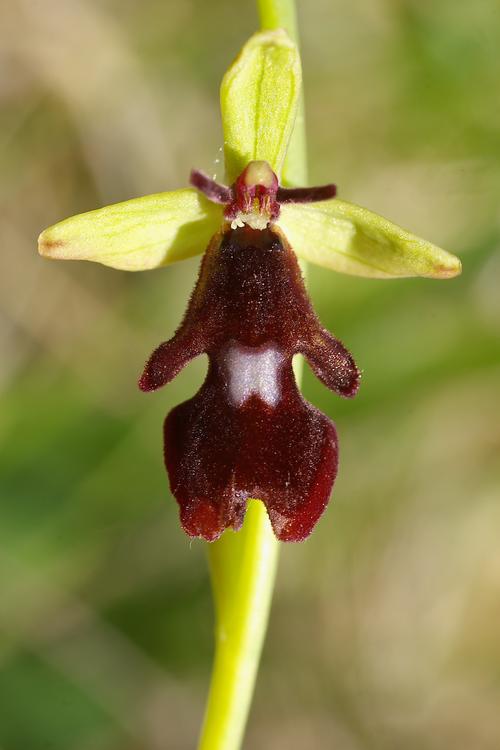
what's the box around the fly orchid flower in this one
[38,30,461,543]
[139,161,359,541]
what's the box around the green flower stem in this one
[199,502,279,750]
[198,2,307,749]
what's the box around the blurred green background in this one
[1,1,499,748]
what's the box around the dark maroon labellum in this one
[140,163,360,542]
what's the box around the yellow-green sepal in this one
[38,188,222,271]
[278,200,462,279]
[221,29,301,184]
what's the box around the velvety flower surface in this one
[38,30,461,543]
[139,208,359,541]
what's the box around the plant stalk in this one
[197,1,307,748]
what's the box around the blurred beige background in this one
[1,1,499,748]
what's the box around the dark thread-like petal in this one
[189,170,233,205]
[276,184,337,203]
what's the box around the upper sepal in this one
[278,199,462,279]
[38,188,222,271]
[220,30,301,184]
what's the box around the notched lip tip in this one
[275,531,310,543]
[185,528,224,543]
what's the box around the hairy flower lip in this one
[141,219,358,542]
